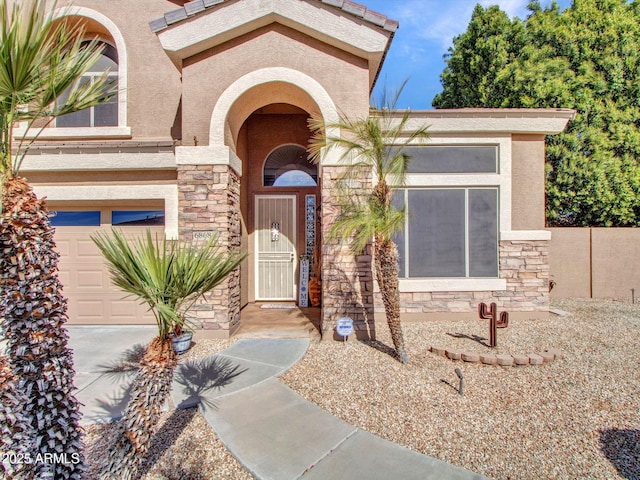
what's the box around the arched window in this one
[55,41,118,127]
[263,144,317,187]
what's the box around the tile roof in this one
[149,0,398,33]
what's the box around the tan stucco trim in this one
[15,127,132,140]
[21,151,175,171]
[209,67,339,157]
[175,146,242,176]
[156,0,390,73]
[33,184,179,239]
[400,109,575,134]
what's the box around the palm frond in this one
[92,228,247,339]
[0,0,116,177]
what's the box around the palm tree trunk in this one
[374,236,409,364]
[101,336,178,480]
[0,354,35,479]
[0,177,85,479]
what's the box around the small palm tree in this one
[92,229,246,479]
[0,1,116,478]
[309,84,429,364]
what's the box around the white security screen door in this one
[255,195,297,300]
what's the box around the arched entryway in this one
[236,103,320,304]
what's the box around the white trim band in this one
[33,184,179,240]
[500,230,551,241]
[176,146,242,176]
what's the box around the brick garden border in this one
[429,346,562,367]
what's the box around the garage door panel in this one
[54,225,163,325]
[56,239,71,256]
[76,270,105,288]
[77,240,103,259]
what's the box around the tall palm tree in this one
[92,229,246,479]
[0,354,33,479]
[309,84,429,364]
[0,1,115,478]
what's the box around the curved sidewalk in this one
[171,338,488,480]
[69,329,486,479]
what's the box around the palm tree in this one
[0,1,115,478]
[309,84,429,364]
[92,229,246,479]
[0,354,34,479]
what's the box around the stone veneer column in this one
[498,239,550,311]
[177,147,242,338]
[320,165,375,340]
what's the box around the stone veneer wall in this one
[320,165,376,339]
[373,239,550,314]
[178,164,241,336]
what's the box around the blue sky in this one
[365,0,573,109]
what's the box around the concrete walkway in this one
[69,328,487,480]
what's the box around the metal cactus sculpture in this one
[478,302,509,348]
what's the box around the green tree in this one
[434,0,640,226]
[92,229,246,479]
[310,85,429,364]
[0,1,115,478]
[433,4,526,108]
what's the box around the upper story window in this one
[55,41,118,128]
[396,145,498,174]
[264,144,317,187]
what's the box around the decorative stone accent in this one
[178,163,241,335]
[320,165,376,339]
[480,353,498,365]
[528,354,544,365]
[431,346,446,357]
[513,354,530,365]
[446,349,463,360]
[539,351,555,363]
[461,352,480,363]
[496,354,514,367]
[429,345,562,368]
[374,239,550,315]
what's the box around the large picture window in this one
[55,41,118,128]
[394,188,499,278]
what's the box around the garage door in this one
[52,209,165,325]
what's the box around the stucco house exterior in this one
[21,0,574,339]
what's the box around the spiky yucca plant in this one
[92,229,246,479]
[309,83,429,364]
[0,1,115,478]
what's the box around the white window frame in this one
[13,7,130,140]
[396,186,499,280]
[395,136,511,292]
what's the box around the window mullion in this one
[465,188,469,278]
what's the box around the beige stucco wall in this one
[182,23,370,147]
[591,228,640,299]
[547,228,591,298]
[548,227,640,300]
[511,134,546,230]
[58,0,182,140]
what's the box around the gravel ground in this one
[83,299,639,479]
[282,298,640,480]
[83,338,254,480]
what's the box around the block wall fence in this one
[547,227,640,301]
